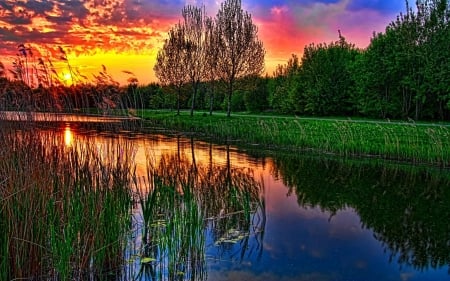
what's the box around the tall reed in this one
[0,123,134,280]
[131,141,266,280]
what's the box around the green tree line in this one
[269,0,450,120]
[151,0,449,121]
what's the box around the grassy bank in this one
[141,111,450,166]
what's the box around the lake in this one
[1,122,449,280]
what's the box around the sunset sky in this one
[0,0,409,85]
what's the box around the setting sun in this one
[60,71,74,86]
[63,73,72,81]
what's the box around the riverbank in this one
[141,110,450,167]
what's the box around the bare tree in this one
[182,5,207,117]
[215,0,265,117]
[154,23,188,115]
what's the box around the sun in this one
[61,72,73,85]
[63,72,72,81]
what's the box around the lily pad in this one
[141,257,156,264]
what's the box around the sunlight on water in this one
[64,126,73,147]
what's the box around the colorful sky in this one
[0,0,408,85]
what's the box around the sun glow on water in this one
[64,126,74,147]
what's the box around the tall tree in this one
[269,54,302,114]
[355,0,450,120]
[300,33,359,116]
[204,16,220,115]
[182,5,208,117]
[215,0,265,117]
[153,23,188,115]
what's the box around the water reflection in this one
[2,123,449,281]
[64,125,73,147]
[271,154,450,274]
[131,137,266,281]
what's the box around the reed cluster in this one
[1,122,266,280]
[0,124,133,280]
[131,145,265,280]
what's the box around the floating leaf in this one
[141,257,156,264]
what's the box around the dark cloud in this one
[45,15,74,24]
[0,2,33,25]
[60,0,90,20]
[2,14,33,25]
[0,27,24,44]
[21,0,55,15]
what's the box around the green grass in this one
[140,110,450,166]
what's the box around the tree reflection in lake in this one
[271,154,450,273]
[132,137,265,281]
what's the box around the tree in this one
[300,32,359,116]
[204,16,220,115]
[182,5,208,117]
[153,23,188,115]
[269,54,302,114]
[355,0,450,120]
[353,31,401,118]
[215,0,265,117]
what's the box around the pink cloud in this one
[270,5,289,16]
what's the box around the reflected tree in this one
[271,154,450,271]
[134,138,266,280]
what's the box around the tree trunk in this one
[227,80,233,117]
[209,93,214,115]
[177,87,181,116]
[209,81,215,116]
[190,81,198,117]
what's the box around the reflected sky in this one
[207,175,449,281]
[50,126,450,281]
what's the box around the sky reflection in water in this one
[206,175,448,281]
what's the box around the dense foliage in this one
[152,0,449,121]
[270,0,450,120]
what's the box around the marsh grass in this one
[142,112,450,166]
[0,123,134,280]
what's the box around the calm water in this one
[21,124,450,280]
